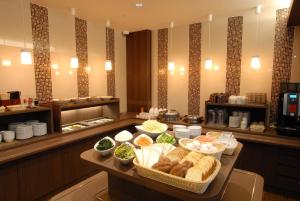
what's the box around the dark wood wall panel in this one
[126,30,152,112]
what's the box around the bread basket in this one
[133,158,221,194]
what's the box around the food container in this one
[179,138,226,160]
[134,134,153,147]
[114,130,133,145]
[155,133,176,145]
[114,142,135,165]
[188,126,202,138]
[94,137,116,156]
[228,116,241,128]
[1,131,15,142]
[100,96,114,100]
[16,125,33,140]
[0,133,2,143]
[135,124,168,138]
[183,115,203,124]
[133,158,221,194]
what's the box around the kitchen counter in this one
[0,113,300,165]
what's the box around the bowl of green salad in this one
[156,132,176,145]
[94,136,116,156]
[114,142,135,165]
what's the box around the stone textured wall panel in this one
[106,27,115,97]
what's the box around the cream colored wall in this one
[240,7,275,102]
[0,1,127,112]
[200,16,227,116]
[168,25,189,115]
[48,8,78,99]
[0,0,36,100]
[291,27,300,82]
[152,9,298,117]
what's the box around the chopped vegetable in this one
[156,133,176,144]
[136,136,152,146]
[97,139,113,151]
[142,120,165,133]
[114,143,134,159]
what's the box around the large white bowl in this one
[94,137,116,156]
[135,124,168,138]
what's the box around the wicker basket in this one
[133,159,221,194]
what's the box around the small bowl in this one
[133,134,153,147]
[94,137,116,156]
[114,142,135,165]
[174,128,190,140]
[156,133,176,145]
[188,126,202,138]
[114,130,133,145]
[173,125,186,131]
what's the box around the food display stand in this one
[81,143,243,201]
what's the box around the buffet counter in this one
[0,114,300,201]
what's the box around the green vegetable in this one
[97,139,113,151]
[114,143,134,159]
[156,133,176,144]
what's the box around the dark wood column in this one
[126,30,152,112]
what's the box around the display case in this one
[52,98,120,133]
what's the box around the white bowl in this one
[114,142,135,165]
[94,137,116,156]
[135,124,168,138]
[133,134,153,147]
[173,125,186,131]
[1,131,15,142]
[114,130,133,145]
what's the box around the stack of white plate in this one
[25,120,39,125]
[16,125,33,140]
[188,126,202,138]
[32,122,47,136]
[174,128,190,139]
[229,116,241,128]
[8,122,24,131]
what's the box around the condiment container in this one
[1,131,15,142]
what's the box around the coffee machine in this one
[277,83,300,137]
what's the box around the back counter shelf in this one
[204,101,270,134]
[52,98,120,133]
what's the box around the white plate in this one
[135,124,168,138]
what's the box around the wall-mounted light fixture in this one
[205,58,213,70]
[1,59,12,67]
[51,63,59,69]
[70,57,79,69]
[105,60,112,71]
[251,5,262,70]
[20,50,32,65]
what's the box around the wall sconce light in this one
[85,66,91,73]
[251,56,261,70]
[20,50,32,65]
[168,61,175,74]
[213,65,220,71]
[51,64,59,69]
[105,60,112,71]
[55,71,60,76]
[179,66,185,75]
[205,58,213,70]
[1,59,12,67]
[70,57,79,69]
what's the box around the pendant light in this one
[105,20,112,71]
[251,5,262,70]
[70,8,79,69]
[20,0,32,65]
[168,21,175,74]
[205,14,213,70]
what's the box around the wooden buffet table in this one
[81,143,243,201]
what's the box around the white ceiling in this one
[31,0,291,31]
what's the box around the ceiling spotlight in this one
[135,3,143,7]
